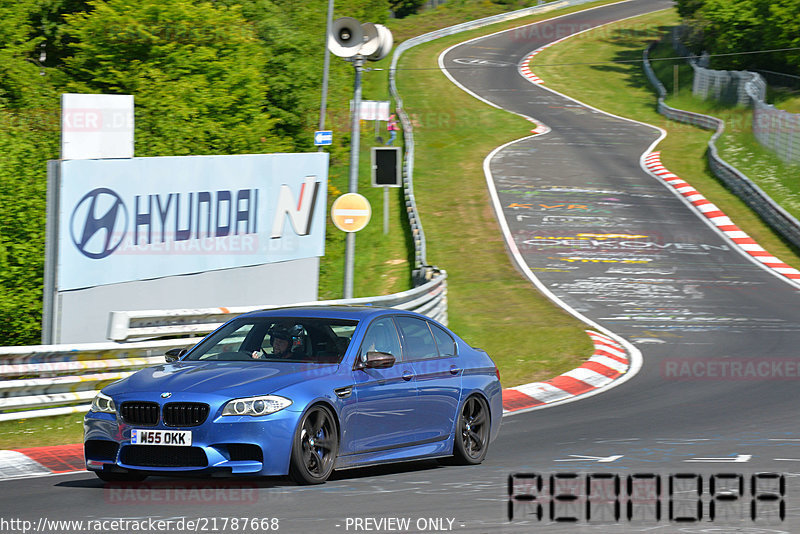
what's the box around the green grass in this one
[533,8,800,271]
[317,51,414,300]
[0,0,625,450]
[769,86,800,114]
[0,413,85,450]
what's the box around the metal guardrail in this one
[643,43,800,251]
[108,270,447,341]
[0,272,447,420]
[0,338,192,422]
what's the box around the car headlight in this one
[90,392,116,414]
[221,395,292,417]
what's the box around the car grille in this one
[226,443,263,462]
[84,439,120,461]
[120,445,207,468]
[120,401,160,426]
[163,402,210,427]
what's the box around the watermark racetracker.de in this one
[662,358,800,380]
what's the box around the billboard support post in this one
[384,187,389,235]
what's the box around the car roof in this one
[240,305,408,321]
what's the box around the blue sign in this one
[314,130,333,146]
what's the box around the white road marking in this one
[684,454,751,463]
[554,454,623,463]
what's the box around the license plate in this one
[131,429,192,446]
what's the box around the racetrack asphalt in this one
[2,1,800,532]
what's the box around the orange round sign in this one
[331,193,371,233]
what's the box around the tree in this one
[679,0,800,74]
[62,0,292,156]
[675,0,704,18]
[0,1,62,345]
[390,0,426,19]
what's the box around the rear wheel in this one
[289,405,338,485]
[452,395,490,465]
[94,470,148,482]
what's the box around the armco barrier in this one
[0,338,192,422]
[108,270,447,341]
[643,43,800,251]
[0,272,447,420]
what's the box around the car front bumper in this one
[84,407,300,477]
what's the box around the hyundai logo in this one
[70,188,128,259]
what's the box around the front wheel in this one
[452,395,490,465]
[289,405,338,484]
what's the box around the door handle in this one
[334,386,353,399]
[402,371,414,381]
[450,366,461,375]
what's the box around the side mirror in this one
[364,351,395,369]
[165,348,188,363]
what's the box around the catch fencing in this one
[0,271,447,421]
[673,29,800,164]
[643,43,800,250]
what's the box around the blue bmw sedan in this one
[84,306,502,484]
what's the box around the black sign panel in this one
[371,147,401,187]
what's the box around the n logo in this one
[270,177,321,238]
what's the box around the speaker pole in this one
[317,0,335,153]
[343,54,364,299]
[348,56,363,194]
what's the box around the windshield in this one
[184,317,358,364]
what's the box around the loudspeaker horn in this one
[359,23,380,57]
[328,17,364,58]
[366,24,393,62]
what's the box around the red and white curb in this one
[0,444,84,480]
[502,331,629,413]
[644,152,800,281]
[519,42,557,85]
[517,54,549,134]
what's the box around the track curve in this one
[2,1,800,532]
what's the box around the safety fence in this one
[0,271,447,421]
[643,43,800,251]
[752,99,800,164]
[389,0,600,280]
[673,29,800,164]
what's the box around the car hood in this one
[104,361,340,398]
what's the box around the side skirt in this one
[334,436,453,470]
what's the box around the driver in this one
[252,326,293,359]
[269,328,292,358]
